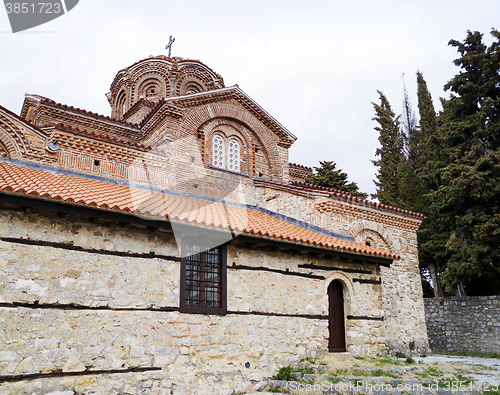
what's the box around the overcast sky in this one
[1,0,498,198]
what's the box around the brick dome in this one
[107,56,225,120]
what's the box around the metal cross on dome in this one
[166,36,175,57]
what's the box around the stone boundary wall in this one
[424,296,500,353]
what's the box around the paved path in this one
[417,355,500,385]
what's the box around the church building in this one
[0,55,429,394]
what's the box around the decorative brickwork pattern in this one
[289,162,312,182]
[108,56,225,120]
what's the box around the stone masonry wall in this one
[255,185,430,356]
[0,206,384,394]
[424,296,500,354]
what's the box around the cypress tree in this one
[415,71,445,297]
[372,91,404,206]
[401,76,420,168]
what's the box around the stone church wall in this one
[0,206,386,394]
[255,185,430,356]
[424,296,500,354]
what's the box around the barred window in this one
[180,242,227,315]
[228,140,240,172]
[212,134,241,173]
[213,135,224,168]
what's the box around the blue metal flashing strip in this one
[0,157,354,242]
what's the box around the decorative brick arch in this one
[175,64,222,96]
[134,74,169,103]
[177,103,284,179]
[0,114,26,159]
[348,220,399,254]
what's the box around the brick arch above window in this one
[178,103,284,180]
[349,221,398,254]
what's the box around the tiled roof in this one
[26,94,140,127]
[41,123,155,151]
[289,163,313,171]
[0,161,398,260]
[258,179,424,219]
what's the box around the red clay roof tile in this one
[0,162,399,260]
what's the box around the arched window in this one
[228,140,240,172]
[213,135,224,168]
[212,136,241,172]
[116,90,127,118]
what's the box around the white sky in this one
[0,0,498,198]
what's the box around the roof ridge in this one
[42,123,155,151]
[257,178,424,219]
[26,94,140,128]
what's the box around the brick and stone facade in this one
[0,55,429,394]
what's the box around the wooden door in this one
[328,280,346,352]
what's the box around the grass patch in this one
[269,385,289,393]
[331,368,349,376]
[294,366,314,375]
[454,373,475,386]
[273,366,295,381]
[416,366,444,379]
[405,357,416,364]
[371,369,400,378]
[368,356,402,366]
[272,365,316,383]
[482,388,500,395]
[328,376,341,384]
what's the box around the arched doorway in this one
[328,280,346,352]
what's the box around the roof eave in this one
[0,191,394,266]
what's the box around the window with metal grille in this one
[212,134,241,173]
[228,140,240,172]
[180,242,227,315]
[213,135,224,168]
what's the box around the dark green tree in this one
[415,71,445,297]
[372,91,404,206]
[395,76,426,213]
[401,75,420,168]
[306,160,368,199]
[430,29,500,294]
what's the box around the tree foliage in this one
[372,29,500,296]
[430,30,500,293]
[371,91,404,206]
[306,160,368,199]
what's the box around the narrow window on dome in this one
[213,135,224,168]
[228,140,240,172]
